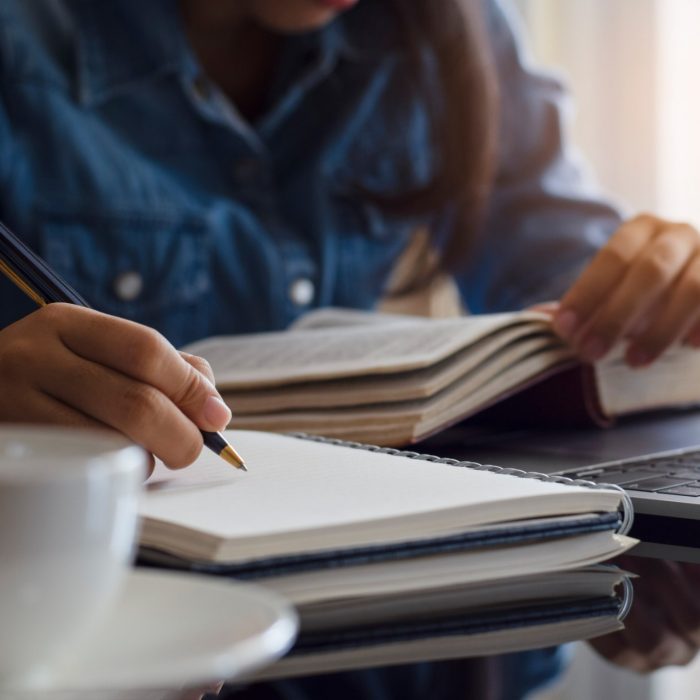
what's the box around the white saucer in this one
[32,569,297,691]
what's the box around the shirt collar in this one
[258,19,345,131]
[67,0,391,109]
[68,0,187,106]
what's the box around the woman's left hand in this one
[552,214,700,367]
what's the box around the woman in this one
[1,0,700,697]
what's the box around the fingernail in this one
[553,309,579,340]
[626,346,653,368]
[581,336,609,362]
[202,396,232,431]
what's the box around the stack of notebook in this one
[138,431,636,675]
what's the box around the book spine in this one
[288,433,634,537]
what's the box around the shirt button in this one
[113,271,144,302]
[289,278,315,307]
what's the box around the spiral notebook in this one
[138,431,635,596]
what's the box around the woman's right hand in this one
[0,304,232,469]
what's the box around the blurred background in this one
[514,0,700,227]
[514,1,700,698]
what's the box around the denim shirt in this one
[0,1,616,698]
[0,0,621,349]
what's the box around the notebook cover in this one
[137,511,621,579]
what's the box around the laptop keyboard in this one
[561,450,700,496]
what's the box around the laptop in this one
[435,410,700,562]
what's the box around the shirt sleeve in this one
[457,0,623,313]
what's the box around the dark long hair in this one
[381,0,498,272]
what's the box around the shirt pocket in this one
[326,132,432,245]
[328,162,421,245]
[332,189,394,241]
[36,210,211,346]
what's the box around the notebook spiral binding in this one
[617,575,634,621]
[288,433,634,537]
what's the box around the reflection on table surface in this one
[592,555,700,672]
[420,409,700,673]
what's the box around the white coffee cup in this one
[0,426,147,689]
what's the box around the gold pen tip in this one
[220,444,247,471]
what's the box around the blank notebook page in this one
[140,431,620,561]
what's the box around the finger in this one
[180,352,216,386]
[0,384,157,477]
[678,561,700,584]
[4,389,106,431]
[528,301,560,317]
[622,561,697,668]
[589,631,643,670]
[610,582,694,670]
[592,629,694,672]
[48,305,231,431]
[642,560,700,647]
[627,253,700,365]
[554,215,659,341]
[37,346,204,469]
[625,299,660,339]
[573,223,698,362]
[685,323,700,347]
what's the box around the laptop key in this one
[624,476,696,492]
[666,469,700,479]
[659,484,700,497]
[584,470,658,485]
[674,458,700,467]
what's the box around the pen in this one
[0,220,246,471]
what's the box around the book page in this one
[182,311,549,389]
[226,343,572,445]
[221,324,550,413]
[595,345,700,416]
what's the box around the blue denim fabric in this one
[0,0,621,348]
[0,1,617,697]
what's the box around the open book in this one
[183,308,700,446]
